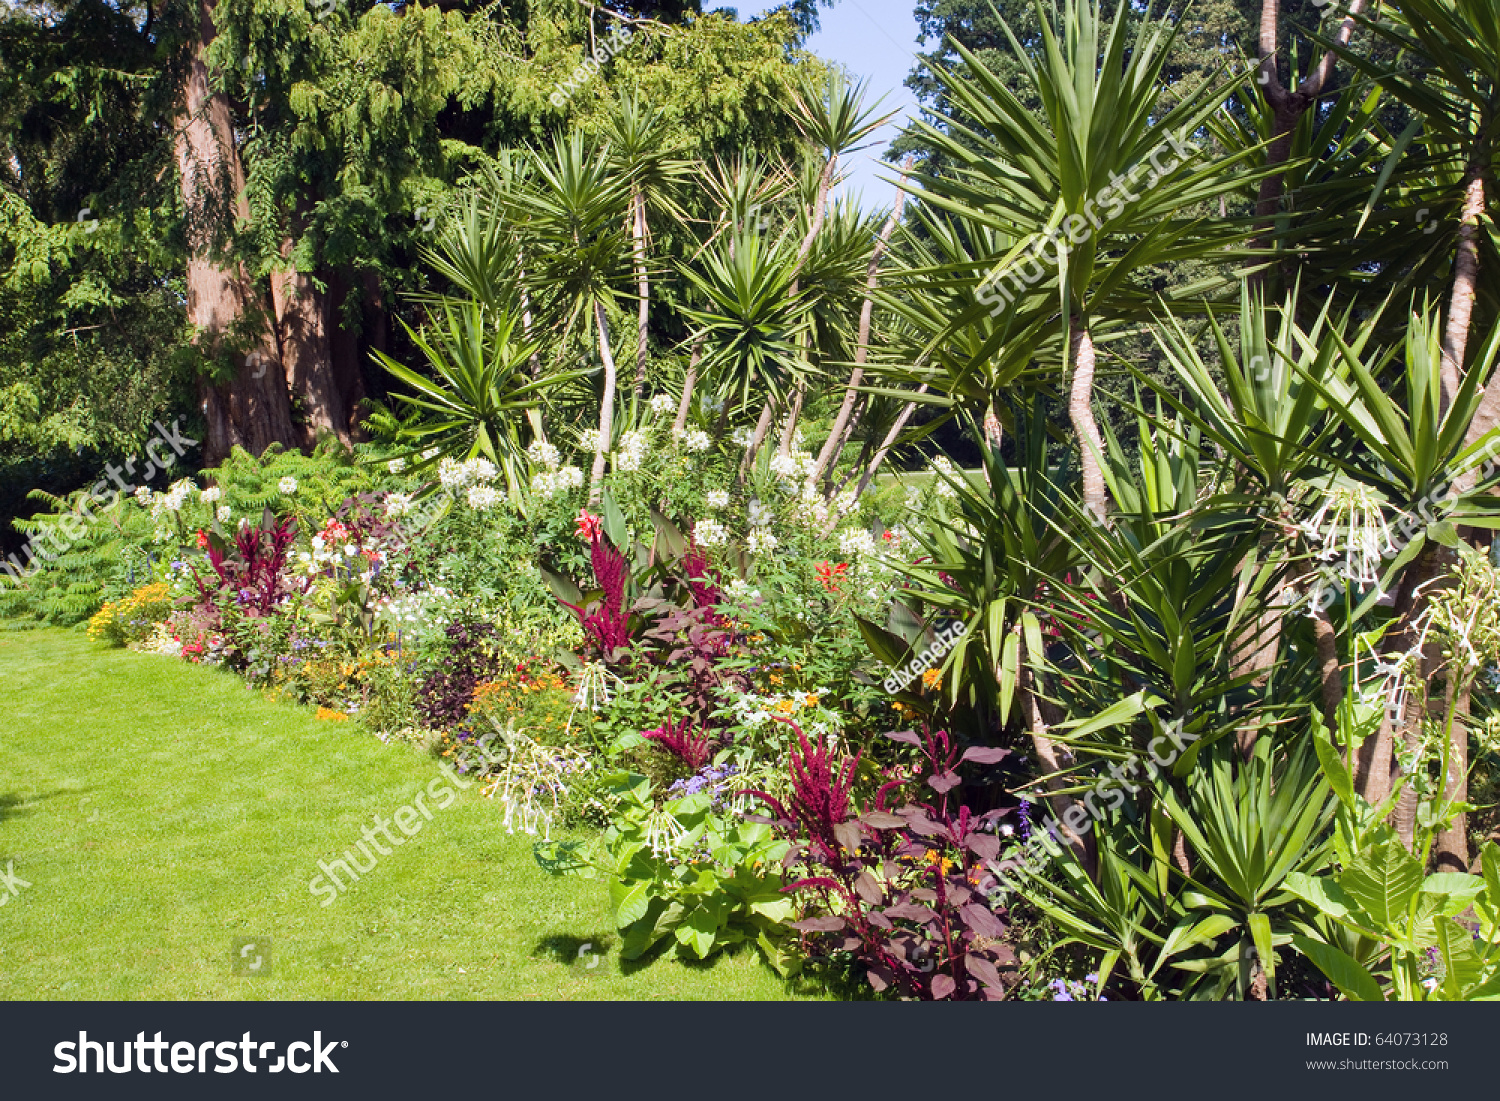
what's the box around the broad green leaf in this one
[1292,935,1386,1001]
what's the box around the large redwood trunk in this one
[175,0,295,463]
[270,244,349,449]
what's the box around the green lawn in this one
[0,629,805,1000]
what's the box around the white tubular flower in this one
[555,466,584,489]
[200,486,222,504]
[683,429,711,452]
[278,476,298,495]
[385,492,413,517]
[579,428,601,453]
[387,457,407,474]
[1301,481,1395,586]
[746,528,778,555]
[706,490,730,509]
[648,393,676,416]
[216,505,231,523]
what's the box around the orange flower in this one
[921,667,942,691]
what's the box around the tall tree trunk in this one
[673,335,704,436]
[1440,167,1485,409]
[822,396,866,495]
[1069,320,1109,524]
[326,268,370,442]
[630,188,650,400]
[1435,681,1470,873]
[270,245,348,450]
[806,160,910,492]
[588,300,618,505]
[175,0,294,463]
[1429,161,1484,864]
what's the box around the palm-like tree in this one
[909,0,1263,523]
[508,132,632,502]
[605,90,692,402]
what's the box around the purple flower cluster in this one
[1017,798,1033,841]
[1048,973,1104,1001]
[669,762,739,805]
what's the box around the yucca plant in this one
[906,0,1266,522]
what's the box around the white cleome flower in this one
[706,490,730,509]
[387,457,407,474]
[648,393,676,416]
[683,429,712,452]
[554,465,583,489]
[467,484,502,512]
[769,452,801,481]
[746,528,778,555]
[527,440,561,470]
[216,505,231,523]
[384,492,414,517]
[579,428,601,453]
[837,528,878,558]
[464,457,498,485]
[278,476,299,495]
[931,456,959,499]
[199,486,221,504]
[694,518,728,546]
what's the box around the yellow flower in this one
[774,698,798,715]
[805,694,820,708]
[921,667,942,691]
[768,672,783,685]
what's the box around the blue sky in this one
[749,0,924,212]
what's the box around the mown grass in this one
[0,629,810,1000]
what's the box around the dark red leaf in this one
[930,973,956,1000]
[961,746,1010,765]
[883,729,922,746]
[960,903,1006,939]
[853,870,884,906]
[966,833,1000,861]
[861,811,906,829]
[966,955,1005,992]
[928,770,961,793]
[792,916,847,933]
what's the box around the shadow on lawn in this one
[0,788,73,824]
[533,932,617,968]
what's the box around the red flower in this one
[196,530,209,549]
[575,509,603,542]
[816,561,849,593]
[881,530,897,543]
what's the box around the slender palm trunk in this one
[1020,652,1098,881]
[588,301,618,504]
[1069,320,1108,524]
[630,188,650,400]
[807,163,909,492]
[519,265,547,446]
[673,334,704,436]
[752,151,837,468]
[827,386,928,532]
